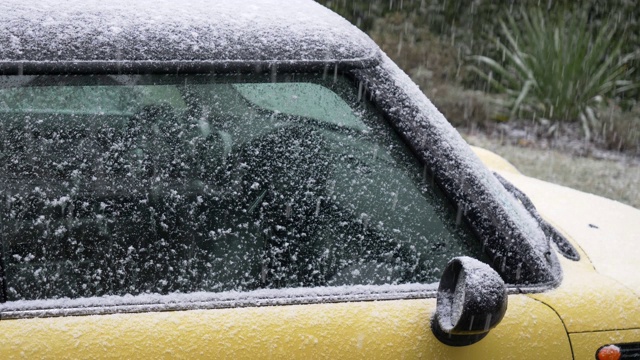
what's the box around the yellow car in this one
[0,1,638,359]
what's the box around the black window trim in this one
[351,62,562,288]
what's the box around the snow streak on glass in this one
[0,74,485,301]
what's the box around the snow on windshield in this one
[0,73,486,302]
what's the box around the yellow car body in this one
[1,148,638,359]
[1,1,639,359]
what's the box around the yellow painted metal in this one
[474,148,640,337]
[528,254,640,333]
[474,148,640,296]
[570,329,640,360]
[0,296,570,359]
[489,171,640,332]
[497,170,640,295]
[470,146,521,175]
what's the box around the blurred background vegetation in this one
[318,0,640,208]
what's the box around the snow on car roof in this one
[0,0,379,66]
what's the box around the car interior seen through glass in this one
[0,74,486,301]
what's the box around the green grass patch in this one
[463,132,640,210]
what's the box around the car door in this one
[0,69,571,359]
[0,295,571,359]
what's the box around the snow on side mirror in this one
[431,256,508,346]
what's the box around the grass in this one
[463,132,640,210]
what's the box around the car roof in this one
[0,0,380,73]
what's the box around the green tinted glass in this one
[0,74,485,301]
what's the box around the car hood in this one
[472,147,640,333]
[471,146,640,297]
[496,170,640,298]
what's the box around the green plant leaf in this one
[470,6,637,134]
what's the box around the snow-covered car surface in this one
[0,1,639,359]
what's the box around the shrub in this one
[598,101,640,154]
[469,8,638,140]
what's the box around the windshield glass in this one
[0,73,485,301]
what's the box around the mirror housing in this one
[431,256,508,346]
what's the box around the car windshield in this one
[0,73,486,301]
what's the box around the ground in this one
[459,128,640,209]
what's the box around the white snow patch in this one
[0,0,379,63]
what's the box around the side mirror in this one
[431,256,508,346]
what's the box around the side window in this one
[0,74,486,301]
